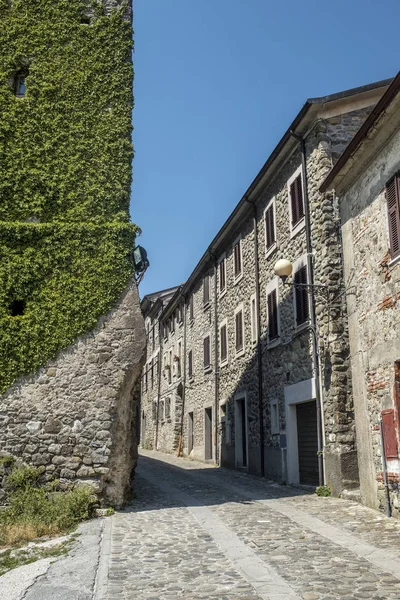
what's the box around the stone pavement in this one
[98,449,400,600]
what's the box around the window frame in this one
[189,294,194,322]
[250,293,258,346]
[203,273,211,307]
[288,166,305,238]
[219,318,228,366]
[234,303,245,357]
[266,278,280,347]
[218,254,227,297]
[188,349,193,380]
[264,197,277,258]
[386,174,400,261]
[232,236,243,284]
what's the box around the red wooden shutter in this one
[294,265,309,325]
[267,289,278,340]
[291,174,304,226]
[235,311,243,351]
[265,205,275,249]
[387,176,400,259]
[381,409,399,459]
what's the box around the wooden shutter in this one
[220,324,227,361]
[219,259,226,291]
[235,311,243,351]
[267,289,278,340]
[294,265,309,325]
[188,350,193,378]
[381,409,399,459]
[290,174,304,226]
[204,336,210,368]
[189,295,194,320]
[265,205,275,249]
[203,275,210,305]
[234,242,242,277]
[387,176,400,259]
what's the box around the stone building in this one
[140,77,393,498]
[0,0,145,507]
[322,72,400,516]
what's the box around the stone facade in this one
[140,79,393,500]
[0,281,145,507]
[324,78,400,516]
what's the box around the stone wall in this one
[339,124,400,516]
[0,280,145,507]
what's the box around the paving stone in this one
[103,450,400,599]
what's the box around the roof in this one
[141,285,181,318]
[320,72,400,192]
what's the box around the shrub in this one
[315,485,331,497]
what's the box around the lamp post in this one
[273,258,327,487]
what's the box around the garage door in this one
[296,400,318,485]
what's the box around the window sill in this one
[290,217,305,239]
[220,359,228,368]
[265,242,277,260]
[219,289,227,300]
[295,321,310,334]
[204,366,212,375]
[234,273,243,286]
[267,337,281,349]
[235,348,245,359]
[203,302,211,311]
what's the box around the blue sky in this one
[132,0,399,297]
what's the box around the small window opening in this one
[8,299,26,317]
[81,14,91,24]
[14,72,27,97]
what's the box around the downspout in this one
[244,197,265,477]
[290,130,324,487]
[209,250,219,465]
[178,293,187,456]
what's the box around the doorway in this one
[235,396,247,468]
[204,407,213,460]
[188,412,194,454]
[296,400,319,485]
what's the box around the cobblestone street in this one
[99,450,400,600]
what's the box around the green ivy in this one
[0,1,138,393]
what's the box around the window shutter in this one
[189,295,194,320]
[235,311,243,351]
[387,176,400,259]
[221,324,227,361]
[219,259,226,291]
[291,174,304,226]
[267,289,278,340]
[188,350,193,378]
[265,205,275,249]
[294,265,309,325]
[203,275,210,305]
[204,336,210,368]
[234,242,242,277]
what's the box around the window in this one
[219,256,226,294]
[144,367,148,392]
[235,306,244,355]
[188,349,193,379]
[288,167,305,234]
[177,340,182,378]
[150,358,154,388]
[152,400,157,421]
[170,316,175,334]
[189,294,194,321]
[203,335,211,369]
[386,174,400,260]
[294,262,309,326]
[178,303,183,324]
[203,274,210,306]
[168,349,173,383]
[266,280,280,343]
[233,238,242,280]
[220,320,228,364]
[250,294,257,345]
[14,72,27,97]
[264,198,277,255]
[160,399,165,422]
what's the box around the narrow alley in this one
[101,450,400,600]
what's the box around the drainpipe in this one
[178,292,187,456]
[290,130,324,487]
[209,250,219,465]
[244,197,265,477]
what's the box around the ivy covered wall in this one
[0,0,137,393]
